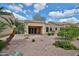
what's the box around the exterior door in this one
[28,26,42,34]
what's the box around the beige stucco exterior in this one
[24,20,63,35]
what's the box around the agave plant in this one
[0,7,25,44]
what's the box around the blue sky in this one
[1,3,79,23]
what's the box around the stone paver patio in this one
[1,34,79,56]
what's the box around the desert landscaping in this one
[0,34,79,56]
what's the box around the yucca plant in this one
[0,7,25,44]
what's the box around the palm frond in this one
[0,12,12,15]
[0,16,12,28]
[0,16,11,25]
[0,7,12,15]
[0,7,4,11]
[9,18,14,25]
[0,21,6,32]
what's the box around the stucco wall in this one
[24,21,63,35]
[25,22,46,34]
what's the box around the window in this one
[46,27,49,32]
[50,27,52,31]
[55,27,57,30]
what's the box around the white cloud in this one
[49,11,64,18]
[26,14,29,17]
[23,10,27,14]
[18,4,24,8]
[48,8,79,18]
[23,3,33,6]
[34,3,47,13]
[24,9,32,14]
[27,9,32,14]
[13,12,27,20]
[48,18,52,21]
[46,5,48,8]
[64,9,75,16]
[3,9,12,13]
[46,18,52,22]
[9,4,23,12]
[59,17,79,23]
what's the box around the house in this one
[24,20,63,35]
[0,14,63,35]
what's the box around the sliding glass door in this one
[28,26,42,34]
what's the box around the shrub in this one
[32,39,35,42]
[76,37,79,40]
[0,40,6,51]
[53,40,78,50]
[77,38,79,40]
[47,32,54,36]
[57,26,79,40]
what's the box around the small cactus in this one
[32,39,35,42]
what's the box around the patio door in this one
[28,26,42,34]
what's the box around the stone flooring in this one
[1,34,79,56]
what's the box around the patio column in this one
[42,24,46,35]
[24,23,28,35]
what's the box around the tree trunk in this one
[6,29,16,44]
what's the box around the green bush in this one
[32,39,35,42]
[76,37,79,40]
[47,32,54,36]
[57,26,79,40]
[0,40,6,51]
[77,38,79,40]
[53,40,78,50]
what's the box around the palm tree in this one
[0,7,25,44]
[0,17,25,45]
[0,7,12,32]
